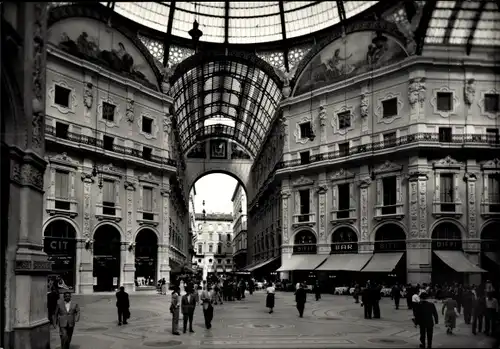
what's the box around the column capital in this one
[316,185,328,194]
[463,172,478,182]
[81,172,95,183]
[358,178,371,188]
[280,190,291,199]
[124,180,136,190]
[161,188,171,197]
[407,171,428,181]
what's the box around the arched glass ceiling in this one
[110,1,379,44]
[170,60,282,157]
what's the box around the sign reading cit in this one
[44,238,75,255]
[432,240,461,250]
[330,243,358,254]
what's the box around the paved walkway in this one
[51,292,494,348]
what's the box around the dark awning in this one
[247,256,280,272]
[361,252,404,273]
[276,255,327,272]
[485,252,500,266]
[434,251,486,273]
[316,253,373,271]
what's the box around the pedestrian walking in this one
[181,288,196,333]
[411,290,421,326]
[116,286,130,325]
[266,282,275,314]
[472,290,486,335]
[201,285,214,329]
[372,283,381,319]
[485,291,499,336]
[462,287,473,325]
[161,278,167,295]
[53,292,80,349]
[170,286,180,335]
[415,292,438,349]
[47,286,59,324]
[391,282,402,310]
[295,283,307,317]
[361,284,372,319]
[313,280,321,301]
[442,293,458,334]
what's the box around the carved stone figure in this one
[408,77,426,108]
[126,98,134,123]
[163,113,172,133]
[84,82,93,110]
[318,105,327,126]
[161,64,177,94]
[77,32,98,58]
[274,66,298,98]
[360,93,369,118]
[464,79,475,106]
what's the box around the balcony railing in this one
[292,213,316,227]
[432,201,462,217]
[278,133,500,169]
[374,203,404,220]
[330,208,356,223]
[481,202,500,217]
[45,125,177,167]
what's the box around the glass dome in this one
[109,1,379,44]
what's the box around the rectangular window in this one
[103,135,114,151]
[382,176,397,215]
[299,189,310,221]
[54,85,71,107]
[102,179,116,215]
[142,146,152,161]
[339,142,349,157]
[440,174,455,212]
[485,93,499,113]
[300,151,310,165]
[438,127,452,143]
[338,111,351,129]
[143,187,153,220]
[486,128,499,145]
[383,132,397,148]
[299,122,312,139]
[198,245,203,254]
[142,117,153,134]
[102,102,116,122]
[55,122,69,139]
[488,174,500,213]
[55,170,70,210]
[217,245,222,254]
[437,92,453,111]
[337,183,350,219]
[382,98,398,118]
[209,245,213,253]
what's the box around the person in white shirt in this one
[266,283,275,314]
[411,291,420,327]
[200,285,214,329]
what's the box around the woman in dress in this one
[266,282,275,314]
[442,292,458,334]
[170,286,180,335]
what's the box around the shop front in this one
[316,227,371,293]
[361,224,407,285]
[481,221,500,283]
[431,222,485,285]
[43,220,77,292]
[277,230,327,285]
[134,229,158,288]
[93,225,121,292]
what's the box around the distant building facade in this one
[232,183,248,271]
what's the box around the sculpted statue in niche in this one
[366,32,390,66]
[161,64,177,94]
[318,105,327,126]
[84,82,93,110]
[273,66,298,98]
[360,94,369,118]
[408,77,426,108]
[163,113,172,134]
[126,98,134,123]
[464,79,475,106]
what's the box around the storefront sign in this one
[293,244,317,254]
[375,240,406,252]
[432,240,461,250]
[44,238,76,255]
[330,243,357,254]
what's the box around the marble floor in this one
[50,291,494,348]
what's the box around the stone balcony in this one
[330,208,356,224]
[432,201,463,218]
[374,203,405,220]
[292,213,316,228]
[46,197,78,218]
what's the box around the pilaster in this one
[464,239,481,286]
[280,189,291,245]
[358,178,371,242]
[317,185,328,243]
[464,172,478,239]
[121,242,134,292]
[406,239,432,285]
[160,188,171,285]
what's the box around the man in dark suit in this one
[415,292,438,349]
[361,284,373,319]
[181,288,197,333]
[295,283,307,317]
[116,286,130,325]
[54,291,80,349]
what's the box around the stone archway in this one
[43,220,77,291]
[330,227,358,254]
[93,225,122,292]
[374,223,407,252]
[293,230,317,254]
[135,229,158,287]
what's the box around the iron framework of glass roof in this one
[109,1,379,45]
[170,59,282,158]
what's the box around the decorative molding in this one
[481,158,500,170]
[433,156,464,170]
[101,163,123,178]
[293,115,313,144]
[360,93,369,119]
[330,168,355,182]
[375,92,403,124]
[281,193,290,244]
[163,112,172,134]
[359,185,369,240]
[430,86,459,118]
[408,77,426,109]
[373,160,403,175]
[464,79,475,106]
[48,80,78,114]
[83,82,93,117]
[467,178,477,238]
[331,104,356,135]
[418,179,428,238]
[316,185,328,194]
[138,113,159,140]
[82,172,93,239]
[409,180,418,238]
[124,179,136,190]
[47,152,79,169]
[318,105,327,127]
[98,95,123,128]
[138,172,159,185]
[125,98,135,123]
[292,175,315,187]
[478,89,500,119]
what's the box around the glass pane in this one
[285,2,339,39]
[113,2,171,33]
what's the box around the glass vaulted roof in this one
[170,59,282,157]
[110,1,379,44]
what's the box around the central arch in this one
[186,168,250,200]
[93,224,121,292]
[134,228,158,287]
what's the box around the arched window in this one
[198,244,203,254]
[293,230,317,254]
[217,243,222,254]
[209,244,213,253]
[374,224,406,252]
[432,222,462,250]
[331,228,358,254]
[226,233,231,242]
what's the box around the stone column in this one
[80,172,94,294]
[123,180,136,292]
[406,172,432,285]
[358,179,372,253]
[159,187,171,288]
[317,185,328,249]
[464,173,481,285]
[280,189,291,280]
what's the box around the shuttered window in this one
[55,170,69,199]
[103,180,115,205]
[143,187,153,212]
[440,174,454,203]
[489,175,500,203]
